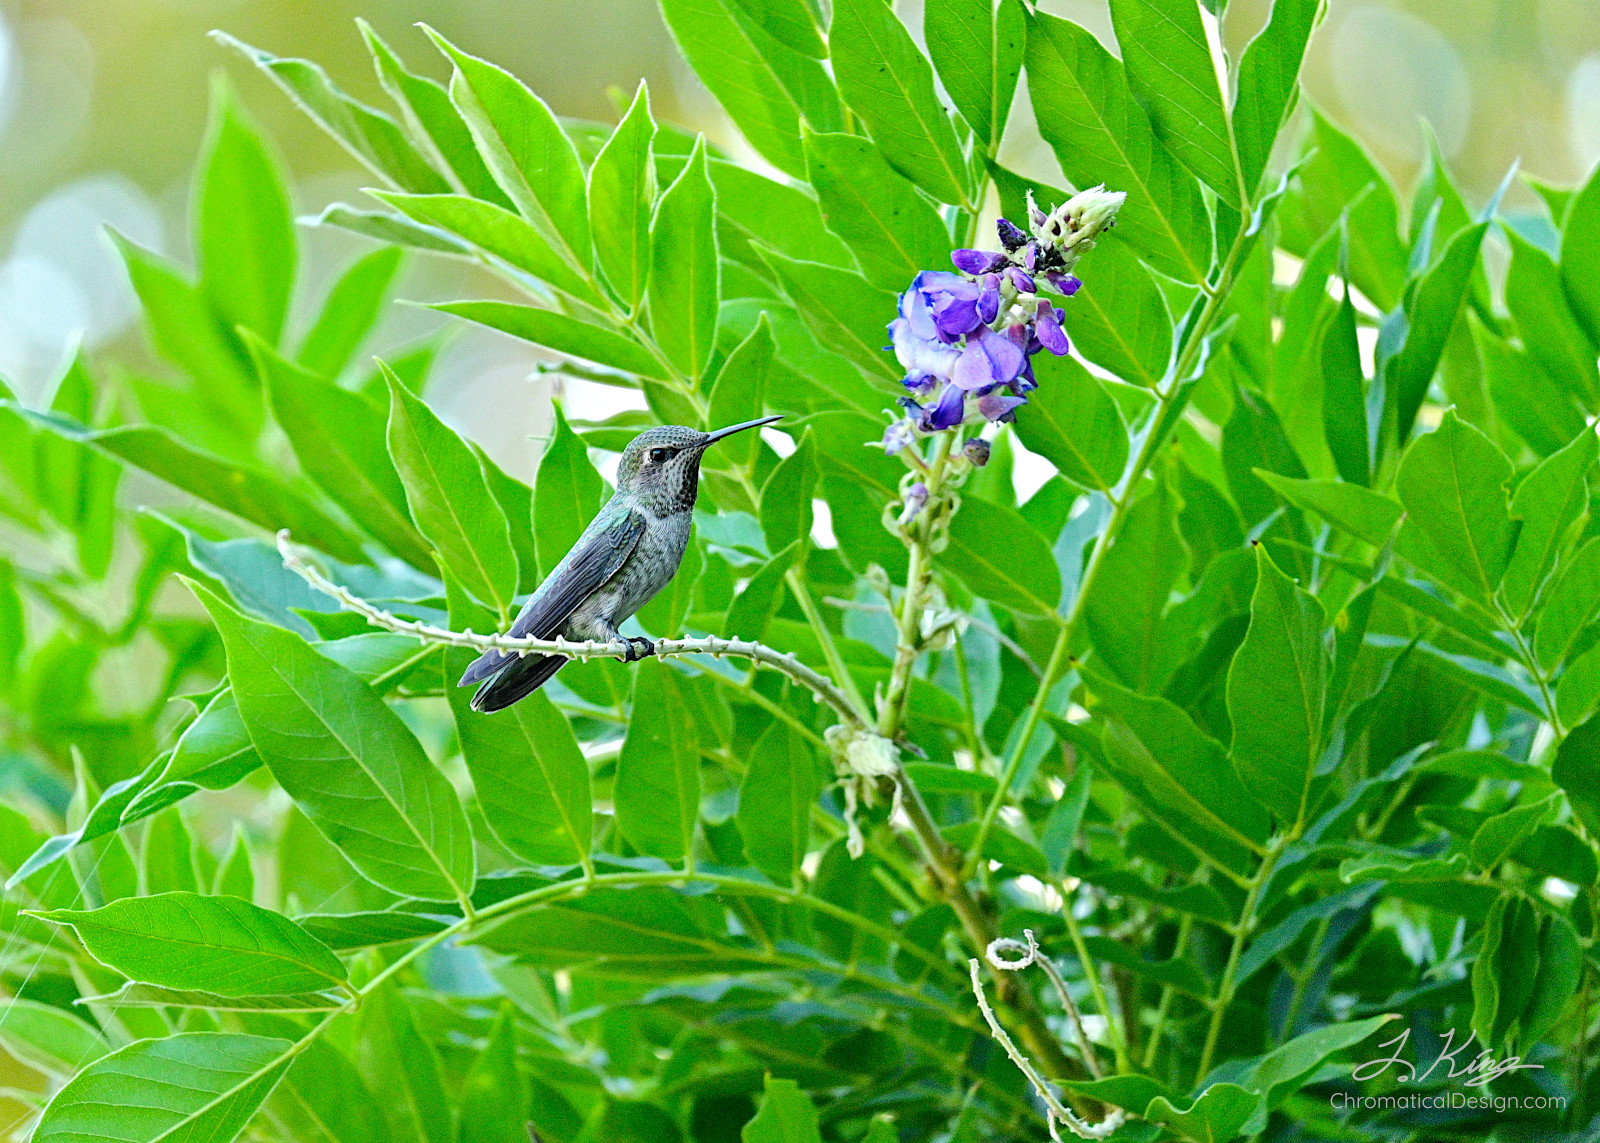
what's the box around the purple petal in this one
[1035,302,1070,355]
[922,383,966,431]
[954,326,1026,391]
[1022,242,1038,271]
[890,317,961,379]
[978,391,1027,422]
[997,218,1029,251]
[952,248,1007,275]
[1004,266,1036,294]
[977,275,1001,324]
[1046,272,1082,296]
[898,285,938,340]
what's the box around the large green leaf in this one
[616,661,701,863]
[738,722,821,885]
[590,81,657,309]
[431,300,664,380]
[1012,356,1128,491]
[33,892,345,997]
[1503,426,1596,616]
[1554,714,1600,838]
[755,247,902,383]
[802,128,952,292]
[0,998,110,1079]
[1506,228,1597,407]
[296,247,404,380]
[935,494,1061,615]
[1082,482,1188,689]
[1253,473,1401,547]
[1394,410,1518,603]
[925,0,1025,150]
[385,367,519,617]
[1108,0,1239,206]
[650,137,721,381]
[33,1032,293,1143]
[533,403,607,580]
[1024,10,1211,283]
[198,78,296,347]
[266,1039,382,1143]
[759,428,817,553]
[1386,222,1489,441]
[658,0,842,179]
[743,1076,823,1143]
[1233,0,1321,195]
[1226,546,1328,827]
[214,33,447,193]
[423,27,591,268]
[1319,280,1368,486]
[830,0,971,205]
[355,984,453,1143]
[457,1005,530,1143]
[194,582,476,903]
[1561,161,1600,344]
[1058,237,1172,387]
[255,338,434,572]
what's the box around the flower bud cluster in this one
[879,186,1125,449]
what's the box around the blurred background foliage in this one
[0,0,1596,471]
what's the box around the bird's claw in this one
[622,636,656,662]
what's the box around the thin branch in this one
[276,531,864,729]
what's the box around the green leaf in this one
[193,581,476,902]
[1107,0,1239,206]
[1087,673,1271,870]
[33,1032,293,1143]
[1395,410,1518,603]
[0,998,110,1078]
[1024,10,1211,283]
[1558,641,1600,730]
[1387,222,1489,442]
[650,137,721,381]
[716,160,853,270]
[802,128,952,293]
[1472,894,1542,1051]
[1560,161,1600,344]
[165,689,260,790]
[925,0,1025,149]
[33,891,344,996]
[760,428,817,552]
[371,190,599,304]
[473,443,539,596]
[1012,356,1128,491]
[830,0,971,204]
[1320,281,1369,485]
[1227,545,1328,826]
[708,316,774,474]
[659,0,841,179]
[738,722,821,885]
[304,203,472,255]
[255,338,435,572]
[1143,1083,1262,1143]
[1039,762,1093,877]
[1477,321,1586,458]
[1239,1015,1398,1112]
[295,911,449,952]
[423,27,591,268]
[1082,482,1188,688]
[731,0,826,57]
[458,1005,530,1143]
[590,81,657,309]
[1058,237,1172,387]
[755,248,902,383]
[1554,714,1600,838]
[1504,426,1596,616]
[432,300,664,380]
[724,541,801,642]
[1506,228,1598,406]
[616,661,701,862]
[297,247,403,379]
[198,77,296,346]
[935,494,1061,615]
[1522,911,1583,1047]
[1471,793,1557,869]
[446,586,592,869]
[385,366,519,617]
[1254,472,1401,547]
[16,410,366,564]
[1233,0,1320,195]
[1536,538,1600,668]
[213,32,448,193]
[743,1075,823,1143]
[266,1039,381,1143]
[356,984,453,1143]
[360,20,511,209]
[534,403,607,580]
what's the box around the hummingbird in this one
[459,415,784,713]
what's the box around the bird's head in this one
[614,416,783,511]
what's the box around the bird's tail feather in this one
[470,653,567,713]
[458,647,510,687]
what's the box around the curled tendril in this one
[969,930,1125,1141]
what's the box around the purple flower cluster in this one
[879,187,1124,449]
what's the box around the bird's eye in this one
[649,447,673,463]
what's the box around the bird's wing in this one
[511,505,647,640]
[458,506,646,686]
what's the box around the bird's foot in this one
[622,636,656,662]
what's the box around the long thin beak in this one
[703,414,783,444]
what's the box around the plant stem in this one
[1142,913,1193,1070]
[1195,837,1288,1084]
